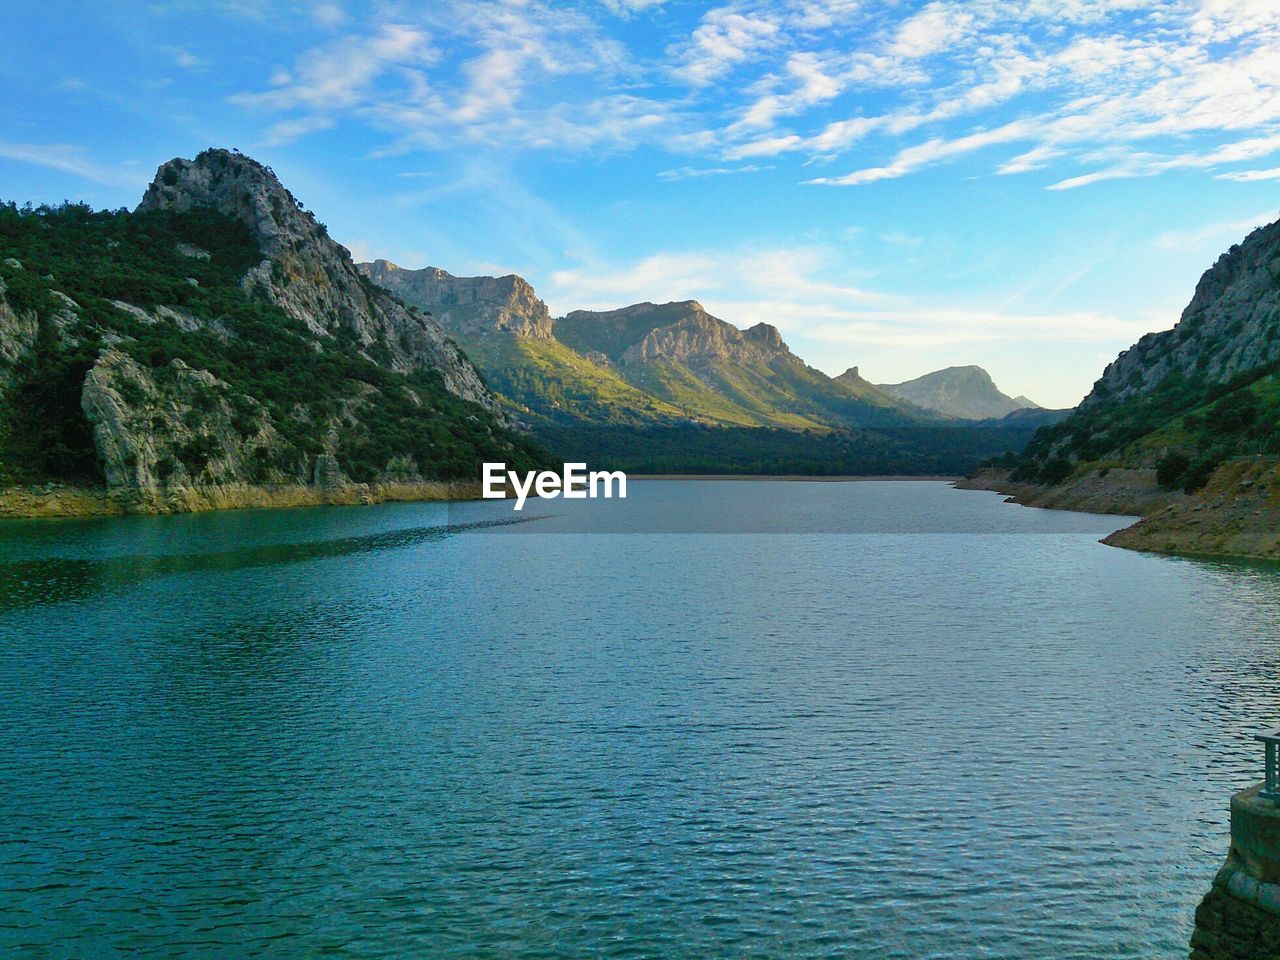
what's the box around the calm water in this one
[2,480,1279,959]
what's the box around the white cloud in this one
[546,243,886,314]
[312,2,347,28]
[1154,210,1279,250]
[0,140,141,187]
[233,23,435,117]
[674,8,780,86]
[601,0,668,14]
[808,120,1034,185]
[1217,167,1280,182]
[656,164,769,181]
[219,0,1280,193]
[890,2,976,59]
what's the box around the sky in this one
[3,1,1280,407]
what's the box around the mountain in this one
[360,259,554,340]
[981,406,1071,430]
[877,365,1037,420]
[554,300,915,430]
[357,262,688,426]
[358,265,920,430]
[358,265,1042,474]
[0,148,545,513]
[967,212,1280,558]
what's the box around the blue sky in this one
[3,0,1280,407]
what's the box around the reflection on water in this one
[0,514,544,611]
[1,481,1279,959]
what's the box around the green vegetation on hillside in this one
[540,422,1040,476]
[460,334,686,424]
[1008,363,1280,489]
[0,200,546,486]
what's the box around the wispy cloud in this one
[1154,210,1279,251]
[546,243,887,315]
[0,140,141,187]
[1217,167,1280,182]
[656,164,768,181]
[219,0,1280,194]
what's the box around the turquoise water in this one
[1,480,1278,959]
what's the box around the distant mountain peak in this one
[744,322,785,350]
[556,300,798,368]
[877,365,1035,420]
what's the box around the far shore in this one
[629,474,961,482]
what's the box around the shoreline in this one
[959,461,1280,562]
[0,480,485,521]
[630,474,960,482]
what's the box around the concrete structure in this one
[1191,785,1280,959]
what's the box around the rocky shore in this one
[958,459,1280,562]
[0,480,481,521]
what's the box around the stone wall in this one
[1191,786,1280,959]
[1191,862,1280,958]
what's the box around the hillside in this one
[361,263,1045,473]
[359,261,686,427]
[361,266,924,433]
[554,301,916,430]
[878,365,1037,420]
[967,211,1280,558]
[0,149,545,515]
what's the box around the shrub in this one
[1156,451,1190,490]
[1181,456,1220,493]
[1038,458,1072,485]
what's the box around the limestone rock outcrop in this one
[1084,217,1280,406]
[138,149,496,410]
[358,260,554,340]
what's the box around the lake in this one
[1,480,1277,959]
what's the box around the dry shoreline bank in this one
[958,460,1280,562]
[631,474,959,482]
[0,480,482,521]
[0,474,967,521]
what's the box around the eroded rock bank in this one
[0,479,480,520]
[958,460,1280,562]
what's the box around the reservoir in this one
[1,480,1276,958]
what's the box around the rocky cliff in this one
[0,149,546,515]
[1084,218,1280,406]
[139,151,494,409]
[358,259,554,340]
[969,212,1280,560]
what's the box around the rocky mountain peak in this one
[136,149,496,410]
[878,364,1033,420]
[1083,214,1280,406]
[555,300,800,368]
[357,259,554,340]
[138,149,314,259]
[744,322,786,351]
